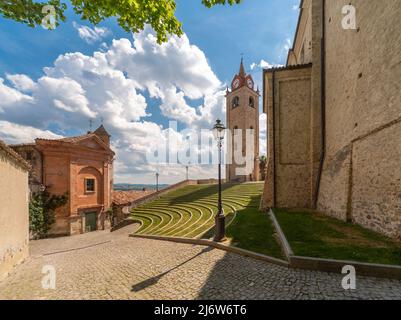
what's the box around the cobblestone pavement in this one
[1,225,401,300]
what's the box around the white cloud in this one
[0,28,254,184]
[0,78,33,112]
[6,74,36,92]
[0,121,63,145]
[104,27,222,125]
[73,22,111,44]
[250,59,283,70]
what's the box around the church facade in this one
[261,0,401,239]
[226,59,260,182]
[11,125,115,236]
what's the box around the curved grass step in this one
[185,202,237,239]
[133,213,161,234]
[131,215,152,233]
[179,202,215,238]
[172,204,209,238]
[129,183,264,238]
[161,203,203,237]
[133,208,177,235]
[147,206,186,235]
[161,206,193,236]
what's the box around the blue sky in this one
[0,0,300,184]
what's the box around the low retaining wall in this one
[269,209,401,280]
[290,255,401,280]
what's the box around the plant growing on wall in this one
[29,190,68,239]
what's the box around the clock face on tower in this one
[247,78,253,89]
[233,78,240,89]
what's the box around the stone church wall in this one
[262,66,313,209]
[318,0,401,238]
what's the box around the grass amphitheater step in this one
[132,183,262,238]
[131,182,283,258]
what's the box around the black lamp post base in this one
[213,214,226,242]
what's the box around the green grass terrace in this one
[274,209,401,266]
[131,183,283,259]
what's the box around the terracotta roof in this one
[57,133,93,143]
[264,63,312,72]
[112,190,155,206]
[0,139,30,171]
[8,143,36,148]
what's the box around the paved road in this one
[1,225,401,300]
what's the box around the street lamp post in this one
[212,119,226,242]
[156,172,159,192]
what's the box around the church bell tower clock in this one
[226,58,260,182]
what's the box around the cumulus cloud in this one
[250,59,283,70]
[0,28,259,183]
[73,22,111,44]
[0,121,63,145]
[0,78,33,113]
[6,74,36,92]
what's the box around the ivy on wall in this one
[29,191,68,239]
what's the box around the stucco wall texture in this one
[0,149,29,280]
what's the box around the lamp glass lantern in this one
[212,119,226,141]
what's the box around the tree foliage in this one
[0,0,242,43]
[29,190,68,239]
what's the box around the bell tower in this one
[226,58,260,182]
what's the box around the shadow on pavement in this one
[131,246,214,292]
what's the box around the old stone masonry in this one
[1,225,401,300]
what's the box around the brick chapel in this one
[11,125,115,236]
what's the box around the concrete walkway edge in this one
[130,234,289,267]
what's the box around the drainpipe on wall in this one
[314,0,326,209]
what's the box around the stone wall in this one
[318,0,401,238]
[0,144,29,280]
[285,0,323,207]
[261,65,313,209]
[288,0,313,65]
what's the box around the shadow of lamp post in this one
[212,119,226,242]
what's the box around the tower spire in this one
[239,55,245,77]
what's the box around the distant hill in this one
[114,183,170,191]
